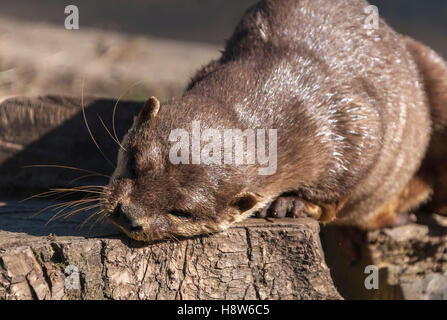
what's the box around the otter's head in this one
[101,97,262,242]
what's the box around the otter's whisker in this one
[66,185,105,190]
[30,196,99,218]
[23,188,89,202]
[56,186,105,192]
[112,81,142,150]
[25,187,103,207]
[32,201,74,218]
[50,188,104,195]
[23,190,66,202]
[57,203,100,221]
[97,114,127,152]
[80,209,104,230]
[67,174,105,185]
[81,79,116,169]
[51,198,100,212]
[24,164,109,179]
[44,199,100,222]
[24,186,102,203]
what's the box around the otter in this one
[101,0,447,242]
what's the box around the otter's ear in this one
[136,96,160,125]
[231,192,259,213]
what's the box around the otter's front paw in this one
[255,196,322,220]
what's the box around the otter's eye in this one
[168,210,192,219]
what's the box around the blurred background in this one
[0,0,446,101]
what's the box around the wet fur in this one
[102,0,447,241]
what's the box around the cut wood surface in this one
[0,199,341,300]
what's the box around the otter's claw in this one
[256,196,322,219]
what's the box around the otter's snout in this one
[109,203,144,232]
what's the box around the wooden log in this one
[0,199,341,300]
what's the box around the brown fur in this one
[405,38,447,216]
[100,0,447,241]
[365,176,432,229]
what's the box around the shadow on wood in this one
[0,95,142,195]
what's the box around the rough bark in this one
[0,200,341,300]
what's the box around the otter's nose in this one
[110,203,143,232]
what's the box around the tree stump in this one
[0,200,341,300]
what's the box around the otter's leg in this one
[364,176,432,229]
[255,196,339,223]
